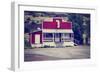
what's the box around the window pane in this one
[62,33,70,41]
[46,33,53,38]
[63,33,70,39]
[43,33,53,42]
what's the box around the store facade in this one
[29,18,74,48]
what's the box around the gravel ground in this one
[24,45,90,61]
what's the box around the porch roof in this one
[42,29,73,33]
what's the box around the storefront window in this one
[43,33,53,42]
[62,33,70,41]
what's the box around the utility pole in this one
[82,18,87,45]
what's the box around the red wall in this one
[29,31,42,44]
[43,18,72,29]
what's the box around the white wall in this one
[0,0,100,73]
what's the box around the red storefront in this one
[29,18,74,48]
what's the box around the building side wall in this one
[29,31,42,44]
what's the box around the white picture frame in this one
[11,1,96,71]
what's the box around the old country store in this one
[29,18,74,48]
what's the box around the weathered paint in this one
[29,31,42,44]
[29,18,74,47]
[43,18,72,29]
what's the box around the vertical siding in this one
[43,18,72,29]
[43,22,57,29]
[29,31,42,44]
[60,22,72,29]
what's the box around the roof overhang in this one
[43,29,73,33]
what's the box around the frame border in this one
[11,2,97,71]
